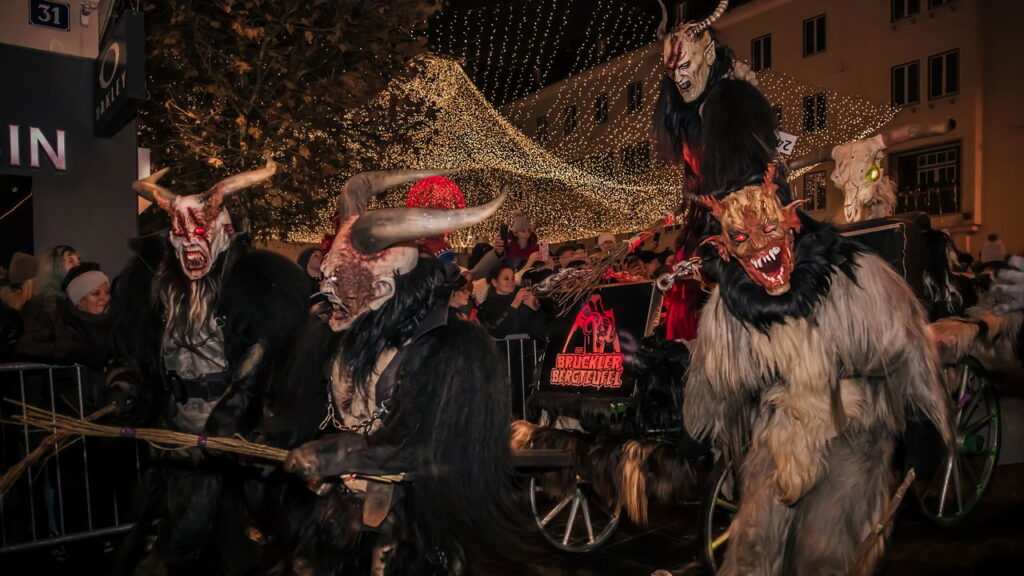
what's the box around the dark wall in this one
[0,43,137,275]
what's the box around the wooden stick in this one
[848,468,916,575]
[0,402,117,501]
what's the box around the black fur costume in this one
[109,228,308,574]
[265,257,539,575]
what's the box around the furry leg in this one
[787,428,894,576]
[719,443,793,576]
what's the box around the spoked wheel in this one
[528,474,620,552]
[913,356,1000,526]
[698,459,737,574]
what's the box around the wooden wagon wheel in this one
[528,473,620,553]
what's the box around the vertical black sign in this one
[94,11,146,137]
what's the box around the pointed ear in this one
[783,199,809,233]
[701,235,730,262]
[704,38,716,62]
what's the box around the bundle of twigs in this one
[549,210,684,312]
[6,399,288,463]
[0,402,117,501]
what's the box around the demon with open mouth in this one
[261,169,539,574]
[698,163,805,296]
[684,161,954,575]
[109,157,309,573]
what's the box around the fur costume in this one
[684,166,954,575]
[109,162,309,574]
[275,169,537,575]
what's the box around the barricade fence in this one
[0,363,140,554]
[493,335,544,421]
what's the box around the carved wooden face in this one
[164,194,234,280]
[662,26,716,103]
[701,165,806,295]
[830,134,889,223]
[318,215,418,332]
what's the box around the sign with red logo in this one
[539,281,662,397]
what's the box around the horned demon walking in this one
[684,163,955,575]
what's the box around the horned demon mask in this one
[790,119,956,223]
[657,0,728,103]
[319,169,505,332]
[133,157,277,280]
[700,163,806,296]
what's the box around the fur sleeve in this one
[821,254,954,445]
[684,289,764,452]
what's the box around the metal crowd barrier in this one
[493,336,543,420]
[0,362,140,554]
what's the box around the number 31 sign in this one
[29,0,70,32]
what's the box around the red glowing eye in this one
[732,234,748,243]
[194,227,206,235]
[763,224,777,234]
[172,230,185,237]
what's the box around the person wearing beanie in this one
[505,210,540,270]
[15,262,113,368]
[0,252,40,311]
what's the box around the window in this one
[803,170,828,212]
[928,49,959,99]
[928,0,953,9]
[892,0,920,21]
[563,105,578,135]
[627,81,643,113]
[621,141,652,175]
[802,93,827,132]
[593,93,609,124]
[892,143,961,215]
[536,116,548,144]
[803,14,826,56]
[751,34,772,71]
[891,60,920,106]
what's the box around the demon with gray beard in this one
[684,162,955,575]
[107,157,309,574]
[256,169,541,575]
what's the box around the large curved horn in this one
[787,146,835,171]
[133,168,177,213]
[209,154,278,198]
[655,0,668,39]
[879,118,955,147]
[339,169,456,219]
[349,186,508,256]
[689,0,728,37]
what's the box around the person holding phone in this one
[504,211,539,270]
[478,266,547,339]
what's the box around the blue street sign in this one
[29,0,70,32]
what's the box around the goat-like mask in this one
[319,169,505,332]
[700,164,806,296]
[830,134,896,223]
[789,119,956,223]
[133,157,277,280]
[657,0,727,103]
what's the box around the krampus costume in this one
[109,158,308,573]
[651,0,763,339]
[278,170,533,575]
[683,163,954,575]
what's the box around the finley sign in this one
[94,11,145,137]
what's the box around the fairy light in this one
[248,2,895,245]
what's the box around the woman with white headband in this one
[15,262,113,366]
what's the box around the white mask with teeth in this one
[132,157,278,280]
